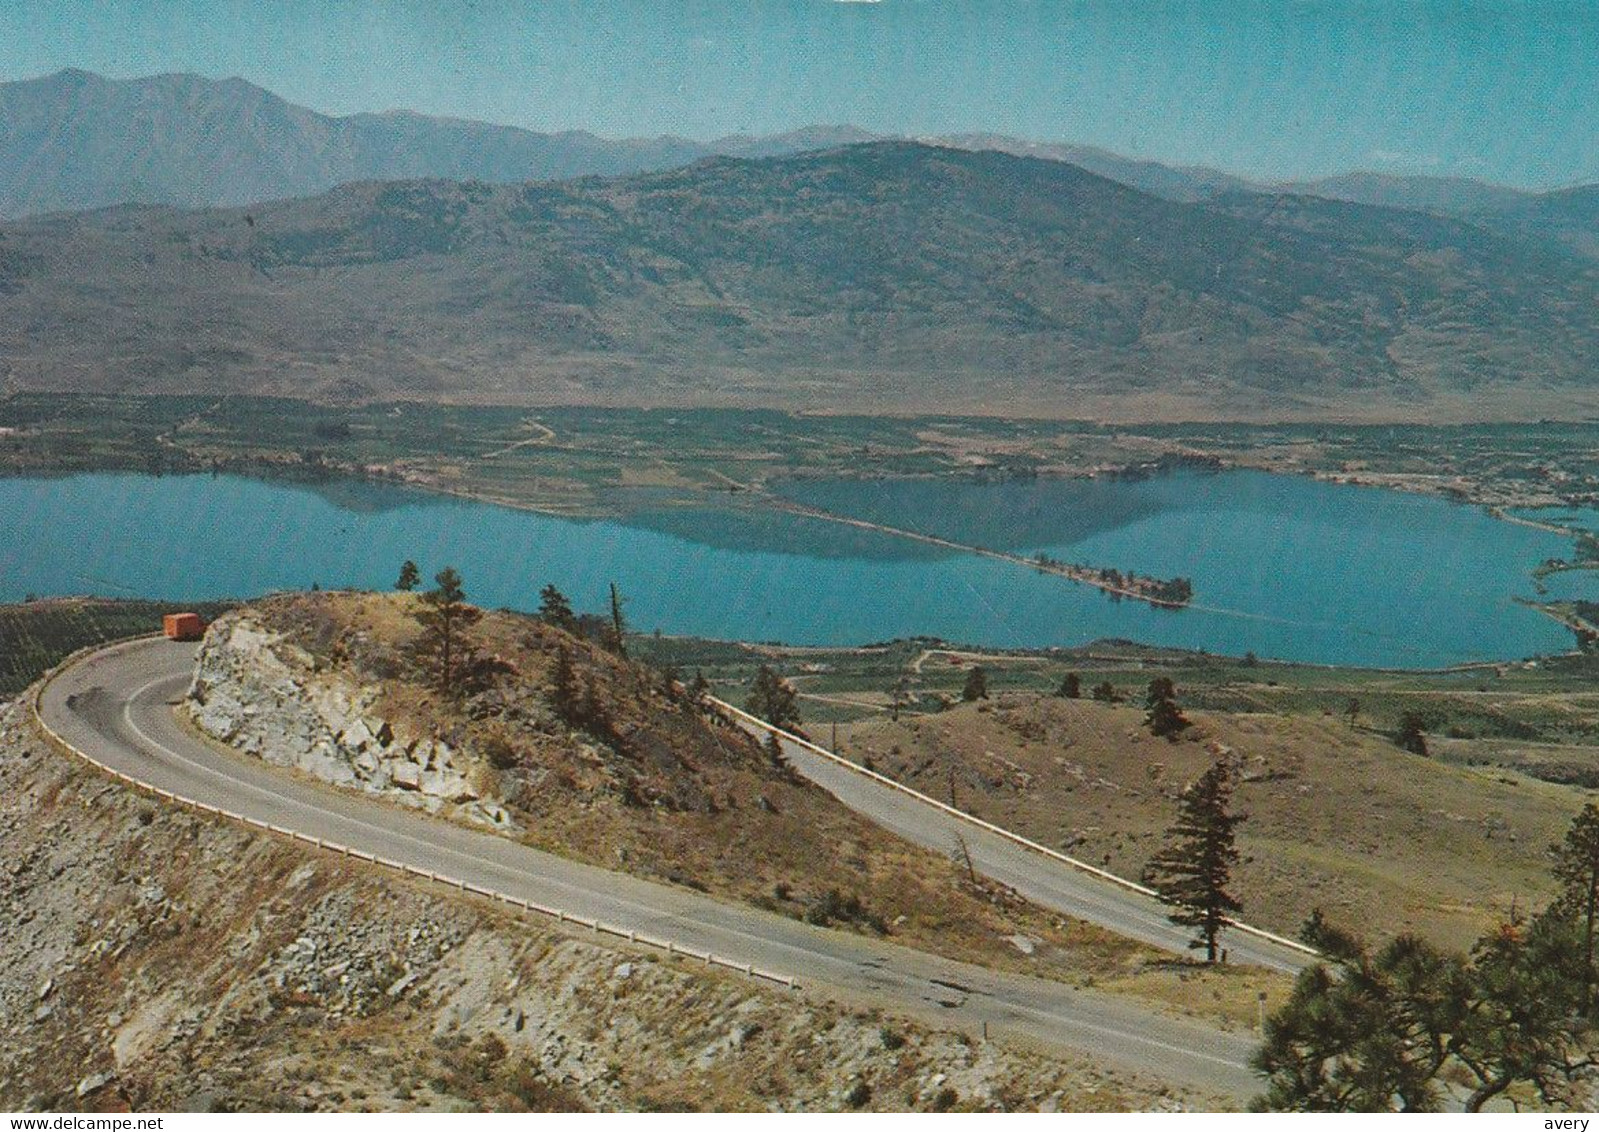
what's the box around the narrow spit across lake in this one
[0,470,1578,668]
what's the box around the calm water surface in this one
[1511,506,1599,604]
[0,470,1576,668]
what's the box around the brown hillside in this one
[225,592,1213,999]
[6,143,1599,418]
[839,692,1589,952]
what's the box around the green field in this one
[631,630,1599,786]
[0,395,1105,515]
[6,393,1598,522]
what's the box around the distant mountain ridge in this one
[0,69,876,217]
[3,68,1591,234]
[2,140,1595,418]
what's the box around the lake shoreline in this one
[0,467,1578,670]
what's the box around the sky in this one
[1,0,1595,189]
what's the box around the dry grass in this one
[1103,962,1288,1033]
[245,593,1281,1016]
[838,693,1595,951]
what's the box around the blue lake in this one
[0,470,1578,668]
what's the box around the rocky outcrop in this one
[186,613,512,829]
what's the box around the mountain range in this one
[0,69,884,218]
[5,68,1591,228]
[3,138,1596,418]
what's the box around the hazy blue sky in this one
[3,0,1594,187]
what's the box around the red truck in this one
[162,612,205,641]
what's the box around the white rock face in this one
[186,613,511,828]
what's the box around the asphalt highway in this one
[37,637,1273,1100]
[750,721,1310,973]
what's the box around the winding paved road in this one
[746,720,1310,973]
[38,637,1275,1101]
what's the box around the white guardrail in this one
[28,639,799,992]
[710,695,1320,960]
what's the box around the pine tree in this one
[416,566,481,696]
[890,673,912,720]
[746,665,800,730]
[1395,711,1429,756]
[1090,681,1119,703]
[396,559,420,592]
[1552,803,1599,1012]
[550,645,582,724]
[1145,676,1190,738]
[688,670,711,707]
[1057,672,1081,699]
[578,677,606,732]
[537,583,578,632]
[1456,912,1594,1112]
[961,666,989,702]
[1254,908,1592,1113]
[1144,758,1244,962]
[1252,928,1467,1112]
[605,582,629,657]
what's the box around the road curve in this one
[33,637,1272,1101]
[733,716,1310,974]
